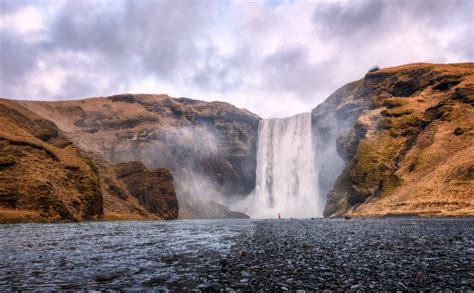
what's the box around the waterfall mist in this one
[245,113,323,218]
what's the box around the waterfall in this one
[251,112,322,218]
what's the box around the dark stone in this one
[433,77,462,91]
[109,94,138,103]
[219,258,231,267]
[453,127,465,136]
[392,80,420,97]
[451,86,474,105]
[0,159,16,169]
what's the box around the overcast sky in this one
[0,0,472,118]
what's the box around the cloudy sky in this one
[0,0,472,118]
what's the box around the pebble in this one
[193,218,474,291]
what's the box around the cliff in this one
[16,94,260,218]
[1,62,472,221]
[0,99,178,223]
[313,63,474,217]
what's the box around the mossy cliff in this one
[313,63,473,217]
[0,100,178,223]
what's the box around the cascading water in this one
[250,112,323,218]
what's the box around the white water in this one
[249,112,323,218]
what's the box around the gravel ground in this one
[193,218,474,292]
[1,218,472,291]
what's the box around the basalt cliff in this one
[0,62,472,222]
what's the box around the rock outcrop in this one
[0,99,178,223]
[313,63,474,217]
[1,62,472,221]
[114,161,178,220]
[19,94,259,218]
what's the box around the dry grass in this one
[347,63,474,217]
[103,212,151,221]
[0,208,46,224]
[0,99,177,223]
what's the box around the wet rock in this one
[219,258,231,267]
[231,283,247,289]
[196,284,209,290]
[209,282,222,290]
[193,218,474,291]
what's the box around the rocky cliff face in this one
[0,99,178,223]
[19,94,260,218]
[2,63,471,221]
[113,161,178,220]
[313,63,474,217]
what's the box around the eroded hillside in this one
[0,100,178,223]
[313,63,474,217]
[18,94,259,218]
[1,62,472,221]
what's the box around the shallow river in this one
[0,219,253,291]
[1,218,473,291]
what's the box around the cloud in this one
[314,0,385,39]
[0,0,472,118]
[313,0,473,60]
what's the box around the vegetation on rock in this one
[0,100,178,223]
[314,63,474,217]
[18,94,259,219]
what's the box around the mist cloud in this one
[0,0,472,118]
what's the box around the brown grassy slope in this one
[17,94,260,218]
[0,100,178,223]
[321,63,474,217]
[90,156,179,221]
[0,99,103,222]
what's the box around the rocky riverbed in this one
[0,218,472,291]
[194,218,473,291]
